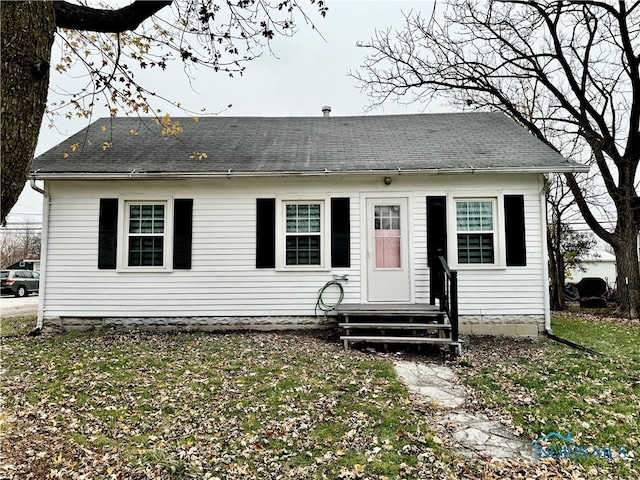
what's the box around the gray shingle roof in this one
[32,112,583,177]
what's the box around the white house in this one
[5,257,41,272]
[31,112,588,338]
[567,250,617,285]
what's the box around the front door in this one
[366,198,411,302]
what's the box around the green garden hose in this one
[315,280,345,315]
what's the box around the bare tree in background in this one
[1,0,327,224]
[352,0,640,317]
[547,174,598,310]
[0,220,42,268]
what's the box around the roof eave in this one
[30,165,590,181]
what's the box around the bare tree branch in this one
[54,1,173,33]
[352,0,640,315]
[1,0,327,224]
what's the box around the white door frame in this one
[361,195,413,303]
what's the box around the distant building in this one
[5,257,41,272]
[567,250,616,285]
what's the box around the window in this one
[98,198,192,270]
[127,203,166,267]
[285,202,322,265]
[256,197,350,269]
[374,205,401,268]
[456,200,495,264]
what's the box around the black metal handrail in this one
[436,256,458,342]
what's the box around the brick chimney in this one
[322,106,331,118]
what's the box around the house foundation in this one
[43,314,544,337]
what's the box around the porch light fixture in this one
[383,176,392,185]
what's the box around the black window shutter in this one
[426,196,447,266]
[256,198,276,268]
[98,198,118,269]
[331,198,350,268]
[173,199,193,269]
[504,195,527,266]
[427,196,447,304]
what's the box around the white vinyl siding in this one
[454,193,545,317]
[40,174,548,322]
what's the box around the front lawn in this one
[459,314,639,479]
[552,313,640,363]
[1,316,637,479]
[0,314,36,337]
[1,330,452,479]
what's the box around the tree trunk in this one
[1,1,55,224]
[547,202,567,311]
[565,167,640,319]
[613,228,640,319]
[547,226,566,311]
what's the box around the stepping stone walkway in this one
[394,360,532,460]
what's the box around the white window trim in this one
[448,194,506,270]
[116,198,174,272]
[275,196,330,271]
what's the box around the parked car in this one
[0,269,40,297]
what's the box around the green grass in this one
[552,314,640,363]
[2,323,638,478]
[0,314,36,336]
[0,331,445,479]
[459,315,639,478]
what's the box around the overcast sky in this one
[9,1,445,224]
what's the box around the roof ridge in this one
[87,111,505,122]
